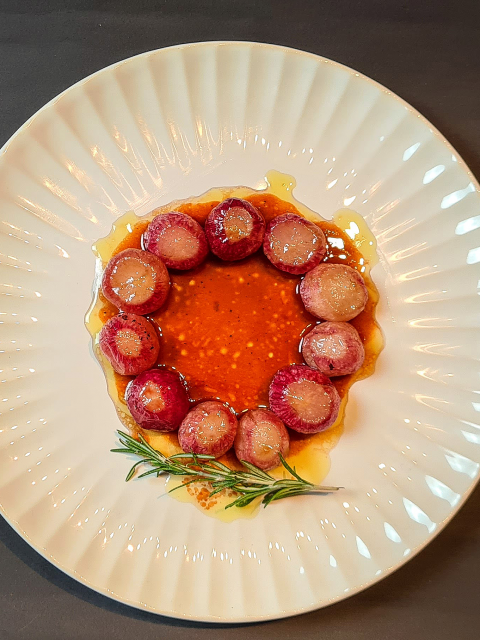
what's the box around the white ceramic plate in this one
[1,42,479,622]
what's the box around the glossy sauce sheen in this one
[155,206,313,409]
[86,173,383,518]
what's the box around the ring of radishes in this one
[98,202,372,470]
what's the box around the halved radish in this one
[99,313,160,375]
[263,213,326,274]
[205,198,265,261]
[300,263,368,321]
[269,364,340,434]
[101,248,170,315]
[234,408,289,471]
[178,401,237,458]
[143,212,208,270]
[302,321,365,376]
[125,368,190,431]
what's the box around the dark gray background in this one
[1,1,479,638]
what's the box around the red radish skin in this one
[235,409,289,471]
[263,213,327,274]
[178,401,238,458]
[300,263,368,321]
[269,364,340,434]
[205,198,265,261]
[101,248,170,315]
[302,321,365,377]
[125,369,190,432]
[99,313,160,376]
[143,212,209,270]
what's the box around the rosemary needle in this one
[112,430,341,509]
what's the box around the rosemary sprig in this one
[112,430,341,509]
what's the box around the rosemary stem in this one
[111,430,341,510]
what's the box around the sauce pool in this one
[86,171,383,520]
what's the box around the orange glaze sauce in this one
[86,172,383,519]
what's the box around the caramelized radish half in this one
[178,401,237,458]
[125,369,190,431]
[235,409,289,471]
[143,212,209,270]
[300,263,368,321]
[99,313,160,375]
[102,248,170,315]
[302,321,365,377]
[205,198,265,261]
[263,213,327,274]
[269,364,340,434]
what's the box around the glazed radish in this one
[300,263,368,321]
[99,313,160,375]
[125,369,190,431]
[205,198,265,261]
[102,248,170,315]
[302,321,365,377]
[235,409,289,471]
[263,213,327,274]
[269,364,340,434]
[178,401,237,458]
[143,212,208,270]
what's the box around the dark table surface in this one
[1,1,480,638]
